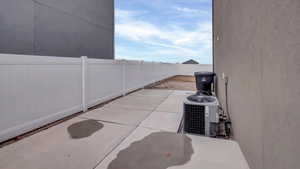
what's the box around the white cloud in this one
[115,9,212,63]
[116,10,161,41]
[173,7,209,15]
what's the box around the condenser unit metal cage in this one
[184,104,206,135]
[183,96,219,136]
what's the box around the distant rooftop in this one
[182,59,199,64]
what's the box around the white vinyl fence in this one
[0,53,211,142]
[177,64,212,76]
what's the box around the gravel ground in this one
[147,76,197,91]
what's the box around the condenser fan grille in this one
[184,104,205,135]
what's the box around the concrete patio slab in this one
[140,111,183,132]
[0,117,134,169]
[128,89,173,98]
[94,127,161,169]
[95,127,249,169]
[0,89,249,169]
[155,97,185,113]
[104,95,166,111]
[172,90,195,96]
[80,106,152,126]
[167,135,250,169]
[155,90,193,113]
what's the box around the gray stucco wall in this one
[0,0,114,59]
[214,0,300,169]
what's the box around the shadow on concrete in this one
[108,132,194,169]
[67,120,104,139]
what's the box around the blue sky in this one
[115,0,212,64]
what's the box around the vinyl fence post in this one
[81,56,88,112]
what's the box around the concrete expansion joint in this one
[78,116,139,128]
[91,91,174,169]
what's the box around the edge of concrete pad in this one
[0,117,136,169]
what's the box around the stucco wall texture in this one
[214,0,300,169]
[0,0,114,59]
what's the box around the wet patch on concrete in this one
[67,120,103,139]
[108,132,194,169]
